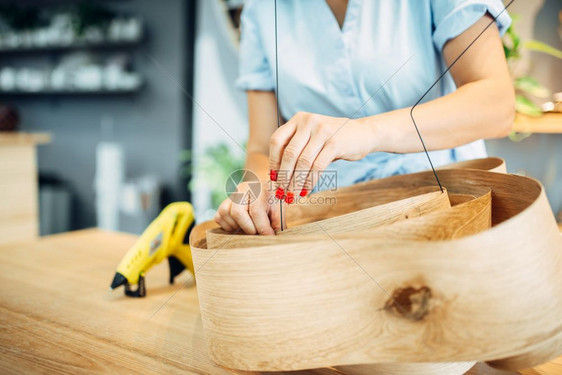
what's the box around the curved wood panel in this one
[437,156,506,173]
[335,361,477,375]
[284,186,442,226]
[206,190,491,250]
[190,158,562,373]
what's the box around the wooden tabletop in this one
[0,229,560,375]
[0,132,51,145]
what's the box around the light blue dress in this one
[236,0,511,189]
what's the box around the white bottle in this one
[94,116,124,231]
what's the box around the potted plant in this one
[503,14,562,117]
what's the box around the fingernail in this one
[275,187,285,200]
[299,188,308,197]
[270,169,277,181]
[286,192,294,204]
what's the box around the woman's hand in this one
[214,178,281,235]
[269,111,376,200]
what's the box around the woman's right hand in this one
[214,179,280,235]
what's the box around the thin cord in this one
[274,0,284,231]
[410,0,515,193]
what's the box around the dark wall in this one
[1,0,193,229]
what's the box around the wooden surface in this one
[0,139,45,245]
[0,230,227,375]
[192,161,562,372]
[0,230,561,375]
[0,132,51,145]
[512,113,562,134]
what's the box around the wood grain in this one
[206,189,452,249]
[0,230,229,375]
[1,229,561,374]
[284,186,441,226]
[191,159,562,373]
[437,156,506,173]
[206,191,491,250]
[0,144,39,245]
[280,190,450,236]
[0,133,51,245]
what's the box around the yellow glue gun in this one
[109,202,195,297]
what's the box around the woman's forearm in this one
[245,90,280,181]
[362,78,515,154]
[245,151,270,181]
[362,13,515,155]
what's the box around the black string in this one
[410,0,515,193]
[274,0,284,231]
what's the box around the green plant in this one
[181,142,246,210]
[503,15,562,117]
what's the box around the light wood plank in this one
[0,229,561,374]
[0,144,39,245]
[512,113,562,134]
[0,132,51,145]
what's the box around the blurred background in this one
[0,0,560,243]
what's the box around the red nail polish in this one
[270,169,277,181]
[300,188,308,197]
[286,192,295,204]
[275,187,285,200]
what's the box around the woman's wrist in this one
[353,116,385,155]
[359,109,405,155]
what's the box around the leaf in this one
[524,40,562,59]
[502,25,521,60]
[179,149,193,162]
[503,45,510,59]
[187,141,248,209]
[515,95,543,117]
[514,76,551,98]
[509,131,532,142]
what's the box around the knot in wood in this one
[384,286,432,321]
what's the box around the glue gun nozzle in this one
[110,272,127,290]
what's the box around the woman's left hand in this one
[269,111,376,202]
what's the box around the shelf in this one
[512,113,562,134]
[0,132,51,146]
[0,38,143,55]
[0,87,142,96]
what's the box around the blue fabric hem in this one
[433,2,512,52]
[235,73,275,92]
